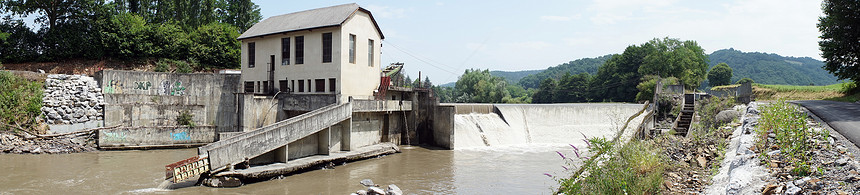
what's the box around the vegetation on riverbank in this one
[0,71,43,132]
[555,96,739,194]
[712,83,859,102]
[755,100,819,176]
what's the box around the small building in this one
[238,3,384,102]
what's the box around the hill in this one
[517,55,613,88]
[490,70,543,84]
[707,49,840,86]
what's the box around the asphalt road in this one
[794,100,860,148]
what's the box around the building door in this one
[269,55,275,94]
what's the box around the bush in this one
[154,59,170,72]
[697,96,736,130]
[176,110,195,127]
[0,72,43,131]
[558,140,665,194]
[190,23,241,69]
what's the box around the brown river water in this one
[0,145,580,194]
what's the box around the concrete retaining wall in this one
[98,126,215,149]
[432,105,455,149]
[440,103,494,114]
[95,70,240,133]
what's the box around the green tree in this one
[532,78,557,103]
[190,22,240,68]
[455,69,509,103]
[100,12,152,58]
[556,72,591,102]
[818,0,860,83]
[707,63,733,87]
[219,0,262,32]
[638,37,709,89]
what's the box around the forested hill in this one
[708,49,840,86]
[489,70,543,84]
[516,55,613,88]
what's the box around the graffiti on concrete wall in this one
[134,81,152,90]
[171,131,191,141]
[103,132,127,142]
[104,80,123,94]
[161,80,187,96]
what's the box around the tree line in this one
[0,0,261,70]
[434,37,723,103]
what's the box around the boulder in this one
[367,187,386,195]
[387,184,403,195]
[202,176,243,188]
[360,179,376,187]
[716,110,740,124]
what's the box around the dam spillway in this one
[452,103,647,149]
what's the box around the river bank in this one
[0,130,97,154]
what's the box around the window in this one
[322,33,332,63]
[244,81,254,93]
[248,42,256,68]
[298,80,305,92]
[281,38,290,65]
[255,81,260,93]
[349,34,356,63]
[291,80,295,92]
[295,36,304,64]
[262,81,269,94]
[329,78,336,92]
[368,39,374,67]
[307,79,311,92]
[279,80,288,92]
[315,79,325,92]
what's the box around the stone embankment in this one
[0,131,97,154]
[41,74,104,125]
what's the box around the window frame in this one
[349,34,356,64]
[248,42,256,68]
[295,36,304,64]
[281,38,290,65]
[322,32,333,63]
[368,39,374,67]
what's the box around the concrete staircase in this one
[198,102,352,172]
[673,94,695,136]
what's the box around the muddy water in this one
[0,145,581,194]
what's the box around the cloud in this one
[364,5,408,19]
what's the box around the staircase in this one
[673,94,695,136]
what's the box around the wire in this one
[383,40,460,76]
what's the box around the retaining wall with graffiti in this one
[98,126,216,149]
[95,70,241,133]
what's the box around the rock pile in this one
[351,179,403,195]
[41,74,104,124]
[0,131,97,154]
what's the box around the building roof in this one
[237,3,384,40]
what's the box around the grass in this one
[711,83,857,101]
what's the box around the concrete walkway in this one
[794,100,860,148]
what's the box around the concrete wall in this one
[280,94,337,111]
[98,126,215,149]
[96,70,240,133]
[350,112,383,149]
[432,105,455,149]
[241,94,280,132]
[440,103,494,114]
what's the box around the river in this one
[0,144,583,194]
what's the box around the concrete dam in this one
[451,103,648,149]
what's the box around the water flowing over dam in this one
[453,103,646,148]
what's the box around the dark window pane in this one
[248,42,256,68]
[322,33,332,63]
[244,81,254,93]
[315,79,325,92]
[281,38,290,65]
[349,34,356,63]
[329,78,336,92]
[295,36,304,64]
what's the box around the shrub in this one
[696,96,736,130]
[558,140,665,194]
[756,100,813,176]
[176,110,195,127]
[154,59,170,72]
[0,72,43,131]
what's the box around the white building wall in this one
[339,11,382,101]
[240,10,382,102]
